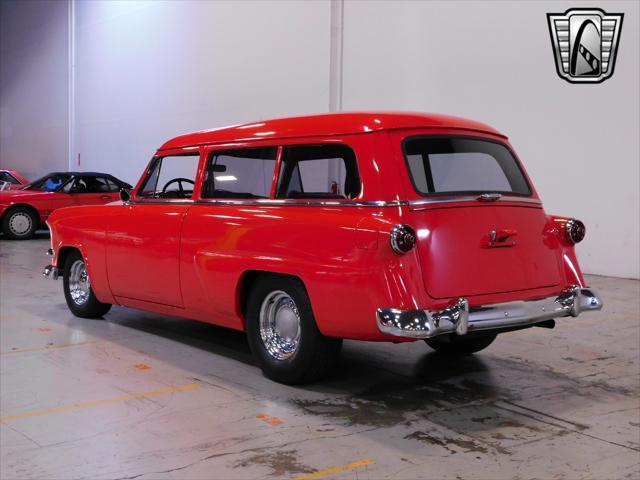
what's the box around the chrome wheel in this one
[68,259,90,306]
[8,212,32,236]
[259,290,301,360]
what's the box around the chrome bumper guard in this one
[376,285,603,339]
[42,265,60,280]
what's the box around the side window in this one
[202,147,277,199]
[83,176,112,193]
[139,154,200,199]
[276,144,360,199]
[61,178,77,193]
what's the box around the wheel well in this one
[238,270,307,319]
[1,203,40,225]
[57,246,81,271]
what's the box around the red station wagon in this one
[43,112,603,384]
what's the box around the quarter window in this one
[276,144,360,199]
[202,147,277,199]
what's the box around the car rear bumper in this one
[376,285,603,339]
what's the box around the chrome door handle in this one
[100,195,111,199]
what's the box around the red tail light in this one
[565,218,586,244]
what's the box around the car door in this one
[106,151,203,307]
[67,176,120,206]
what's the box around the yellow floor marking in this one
[0,383,200,422]
[291,459,375,480]
[0,340,98,356]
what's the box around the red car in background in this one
[0,169,29,190]
[0,172,131,239]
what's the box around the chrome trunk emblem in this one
[547,8,624,84]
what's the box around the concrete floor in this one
[1,235,639,480]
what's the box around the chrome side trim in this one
[407,196,542,206]
[42,265,60,280]
[376,285,603,339]
[127,195,542,208]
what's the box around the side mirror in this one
[119,188,131,203]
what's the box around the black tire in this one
[2,206,38,240]
[246,274,342,384]
[425,331,497,355]
[63,250,111,318]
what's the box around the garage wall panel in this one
[73,0,331,185]
[0,0,69,179]
[341,0,640,279]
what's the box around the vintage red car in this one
[1,172,131,239]
[0,169,29,191]
[43,112,603,383]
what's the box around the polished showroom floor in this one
[1,234,639,480]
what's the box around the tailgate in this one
[411,204,562,299]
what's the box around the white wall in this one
[342,0,639,279]
[1,0,638,278]
[72,0,331,184]
[0,0,68,179]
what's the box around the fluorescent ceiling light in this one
[215,175,237,182]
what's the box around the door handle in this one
[100,195,111,200]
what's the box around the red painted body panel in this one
[47,112,587,342]
[0,188,120,225]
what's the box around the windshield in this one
[403,136,531,196]
[26,173,72,192]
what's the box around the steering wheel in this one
[161,178,195,198]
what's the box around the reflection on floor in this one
[1,235,639,479]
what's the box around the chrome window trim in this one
[129,195,541,207]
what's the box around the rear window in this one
[404,136,531,196]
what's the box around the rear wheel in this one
[246,275,342,384]
[63,251,111,318]
[2,207,38,239]
[425,331,497,355]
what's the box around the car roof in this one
[159,111,505,150]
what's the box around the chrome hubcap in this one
[259,291,301,360]
[68,260,90,306]
[8,212,32,236]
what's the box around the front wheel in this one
[2,207,38,239]
[246,275,342,384]
[425,331,497,355]
[63,251,111,318]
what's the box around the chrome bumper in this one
[376,285,603,339]
[42,265,60,280]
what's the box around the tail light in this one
[390,224,416,254]
[565,218,586,244]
